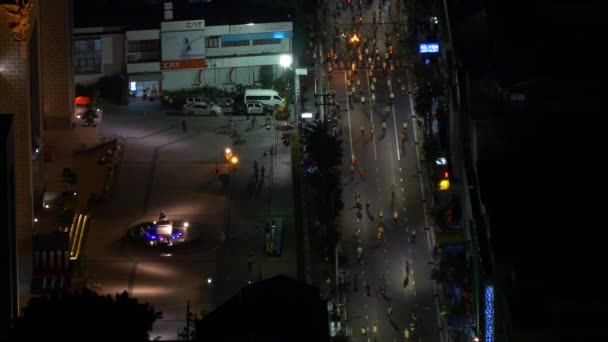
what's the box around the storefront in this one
[128,73,163,98]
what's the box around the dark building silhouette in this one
[446,0,606,340]
[196,274,330,342]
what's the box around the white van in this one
[244,89,285,108]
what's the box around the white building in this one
[126,19,293,93]
[73,2,293,97]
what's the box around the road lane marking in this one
[389,76,401,161]
[365,70,377,160]
[344,71,354,159]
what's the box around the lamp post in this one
[224,147,233,173]
[279,54,293,116]
[230,155,239,173]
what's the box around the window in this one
[206,36,219,48]
[74,38,101,74]
[245,95,271,101]
[128,40,159,53]
[221,40,250,47]
[252,38,281,45]
[127,40,160,63]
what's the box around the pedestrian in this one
[253,160,258,174]
[181,119,187,132]
[260,165,265,179]
[387,304,392,316]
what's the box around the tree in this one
[82,108,98,127]
[259,65,275,89]
[13,288,162,341]
[301,121,344,224]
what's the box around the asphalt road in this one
[324,0,442,341]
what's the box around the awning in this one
[129,72,164,82]
[74,96,91,105]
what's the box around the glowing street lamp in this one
[349,33,360,44]
[230,156,239,165]
[279,54,293,68]
[224,147,233,162]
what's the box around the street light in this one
[230,156,239,165]
[349,33,360,44]
[224,147,233,162]
[229,155,239,173]
[279,54,293,69]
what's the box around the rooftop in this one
[196,274,329,342]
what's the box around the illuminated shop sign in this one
[419,43,439,54]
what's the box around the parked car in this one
[186,96,211,106]
[245,101,273,116]
[217,97,234,107]
[183,103,222,116]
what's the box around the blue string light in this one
[485,286,494,342]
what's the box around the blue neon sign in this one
[485,286,494,342]
[419,43,440,54]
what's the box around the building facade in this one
[73,26,126,86]
[77,18,293,96]
[1,0,73,329]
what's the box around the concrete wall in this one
[74,32,125,85]
[102,33,125,76]
[38,0,74,129]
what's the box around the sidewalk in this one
[296,72,336,297]
[211,116,300,307]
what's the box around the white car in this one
[183,103,222,116]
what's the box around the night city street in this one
[323,0,441,340]
[3,0,606,341]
